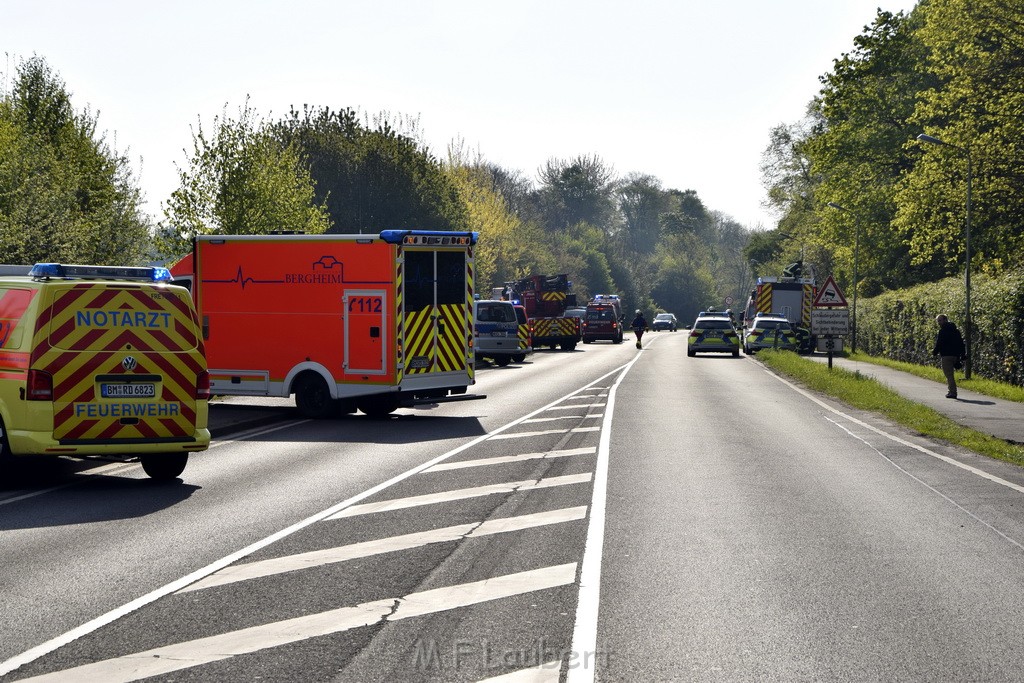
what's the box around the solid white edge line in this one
[760,363,1024,495]
[0,362,631,679]
[567,351,642,683]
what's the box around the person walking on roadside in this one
[631,309,648,349]
[932,313,966,399]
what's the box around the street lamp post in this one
[826,202,859,354]
[917,133,972,379]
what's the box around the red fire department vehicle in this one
[170,230,483,418]
[501,274,580,351]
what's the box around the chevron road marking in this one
[424,447,596,473]
[181,506,588,593]
[327,473,594,519]
[21,564,579,683]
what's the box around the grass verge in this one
[842,352,1024,403]
[756,350,1024,467]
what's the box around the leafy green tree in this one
[537,155,617,232]
[158,100,329,258]
[273,106,467,234]
[0,55,151,265]
[895,0,1024,277]
[810,9,936,290]
[617,173,669,253]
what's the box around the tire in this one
[141,453,188,481]
[294,372,335,419]
[512,354,526,363]
[732,348,740,358]
[358,394,400,417]
[687,350,696,357]
[614,332,623,344]
[0,417,16,469]
[495,355,512,367]
[562,342,577,351]
[583,337,593,344]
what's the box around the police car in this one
[473,299,520,367]
[743,313,799,354]
[687,312,740,357]
[0,263,210,480]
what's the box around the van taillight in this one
[27,370,53,401]
[196,371,211,400]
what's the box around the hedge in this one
[855,269,1024,386]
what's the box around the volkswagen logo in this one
[122,356,138,371]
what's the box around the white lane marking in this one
[489,429,574,440]
[762,365,1024,495]
[424,447,596,473]
[547,403,605,411]
[563,394,607,400]
[523,415,603,423]
[181,506,588,592]
[477,662,562,682]
[568,352,642,683]
[21,564,579,683]
[0,364,628,678]
[570,427,601,433]
[327,473,594,519]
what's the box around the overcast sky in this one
[3,0,919,232]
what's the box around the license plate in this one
[101,383,156,398]
[491,331,508,337]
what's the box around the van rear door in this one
[36,283,205,446]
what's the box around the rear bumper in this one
[9,429,211,456]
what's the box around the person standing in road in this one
[932,313,966,399]
[631,309,648,349]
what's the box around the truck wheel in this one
[512,354,526,363]
[141,453,188,481]
[496,355,512,367]
[295,373,334,419]
[358,394,400,417]
[614,332,623,344]
[562,342,577,351]
[583,337,593,344]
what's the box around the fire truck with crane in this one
[500,274,580,351]
[741,261,818,354]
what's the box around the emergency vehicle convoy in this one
[582,294,624,344]
[170,230,482,419]
[501,274,580,351]
[0,263,210,480]
[742,261,817,354]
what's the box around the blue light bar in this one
[379,230,479,246]
[30,263,173,282]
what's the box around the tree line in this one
[0,55,749,321]
[757,0,1023,299]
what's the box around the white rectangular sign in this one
[811,307,850,335]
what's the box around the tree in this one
[0,55,151,265]
[537,155,617,232]
[895,0,1024,276]
[158,100,329,258]
[617,173,669,253]
[272,106,468,235]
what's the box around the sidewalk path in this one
[805,355,1024,445]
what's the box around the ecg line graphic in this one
[202,258,390,289]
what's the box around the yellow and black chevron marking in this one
[404,306,434,374]
[540,291,566,303]
[756,284,773,314]
[466,250,474,380]
[802,284,813,327]
[518,323,530,350]
[533,317,578,338]
[396,251,404,384]
[30,284,203,442]
[403,303,468,375]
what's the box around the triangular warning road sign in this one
[813,275,848,307]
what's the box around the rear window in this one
[587,308,614,321]
[476,302,516,323]
[47,284,200,352]
[754,320,791,331]
[0,287,35,349]
[696,319,733,329]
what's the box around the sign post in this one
[811,275,849,369]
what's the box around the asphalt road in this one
[4,333,1024,681]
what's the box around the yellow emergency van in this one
[0,263,210,480]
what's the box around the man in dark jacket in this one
[631,309,648,349]
[932,314,966,398]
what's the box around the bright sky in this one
[3,0,919,232]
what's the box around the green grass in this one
[757,350,1024,467]
[844,351,1024,404]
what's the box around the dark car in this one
[652,313,678,332]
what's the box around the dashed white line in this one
[523,415,603,423]
[327,473,594,519]
[424,447,596,473]
[181,506,588,592]
[21,563,579,683]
